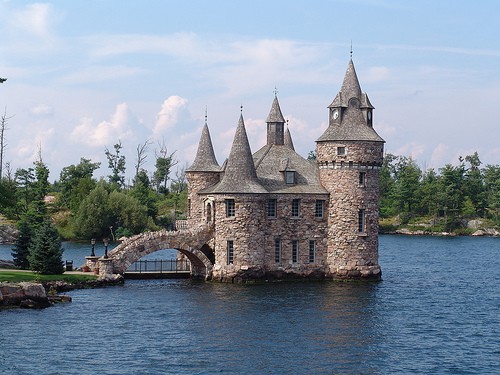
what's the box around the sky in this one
[1,0,499,183]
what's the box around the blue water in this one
[1,235,499,374]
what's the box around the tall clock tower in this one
[317,59,385,279]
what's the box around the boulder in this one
[0,282,51,309]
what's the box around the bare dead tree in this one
[0,109,14,179]
[152,138,178,193]
[134,139,152,180]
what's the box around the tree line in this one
[0,129,498,271]
[0,137,186,272]
[380,152,500,232]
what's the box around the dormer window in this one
[285,171,295,184]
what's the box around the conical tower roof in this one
[266,96,285,123]
[187,123,220,172]
[284,127,295,151]
[317,106,384,142]
[319,59,384,143]
[328,59,362,108]
[211,114,267,193]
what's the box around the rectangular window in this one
[285,171,295,184]
[292,199,300,217]
[292,240,298,263]
[225,199,235,217]
[274,238,281,263]
[358,209,365,233]
[309,240,315,263]
[227,240,234,264]
[337,146,346,156]
[315,200,325,218]
[359,172,366,186]
[267,199,277,218]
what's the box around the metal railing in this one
[126,259,191,274]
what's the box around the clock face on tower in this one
[332,110,339,120]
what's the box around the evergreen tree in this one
[28,220,64,275]
[11,219,32,269]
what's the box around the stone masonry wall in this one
[211,194,266,282]
[186,171,220,226]
[262,194,329,276]
[210,193,330,281]
[317,140,384,279]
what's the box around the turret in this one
[317,58,385,280]
[186,118,220,225]
[266,95,285,146]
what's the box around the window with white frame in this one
[292,240,298,263]
[274,238,281,263]
[285,171,295,184]
[227,240,234,264]
[315,200,325,219]
[267,199,277,218]
[308,240,315,263]
[225,199,235,217]
[358,209,365,233]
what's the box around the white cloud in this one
[71,103,135,147]
[30,104,54,116]
[153,96,189,136]
[395,142,426,160]
[430,143,449,168]
[10,3,55,38]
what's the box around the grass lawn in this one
[0,270,97,283]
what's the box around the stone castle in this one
[185,58,385,282]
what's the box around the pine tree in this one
[27,220,64,274]
[11,219,32,269]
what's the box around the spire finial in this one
[286,118,289,128]
[274,86,278,97]
[204,106,208,125]
[240,104,243,114]
[350,40,353,59]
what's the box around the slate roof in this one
[319,59,384,143]
[284,127,295,151]
[205,114,267,194]
[253,144,327,194]
[266,96,285,123]
[317,106,385,142]
[187,123,220,172]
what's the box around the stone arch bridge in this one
[98,224,215,280]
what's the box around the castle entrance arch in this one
[99,224,215,280]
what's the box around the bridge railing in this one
[126,259,191,274]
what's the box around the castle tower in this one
[186,119,220,226]
[266,95,286,145]
[210,113,267,281]
[316,59,385,279]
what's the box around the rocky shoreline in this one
[0,275,124,310]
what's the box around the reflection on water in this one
[1,235,499,374]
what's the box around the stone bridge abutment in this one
[98,224,215,280]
